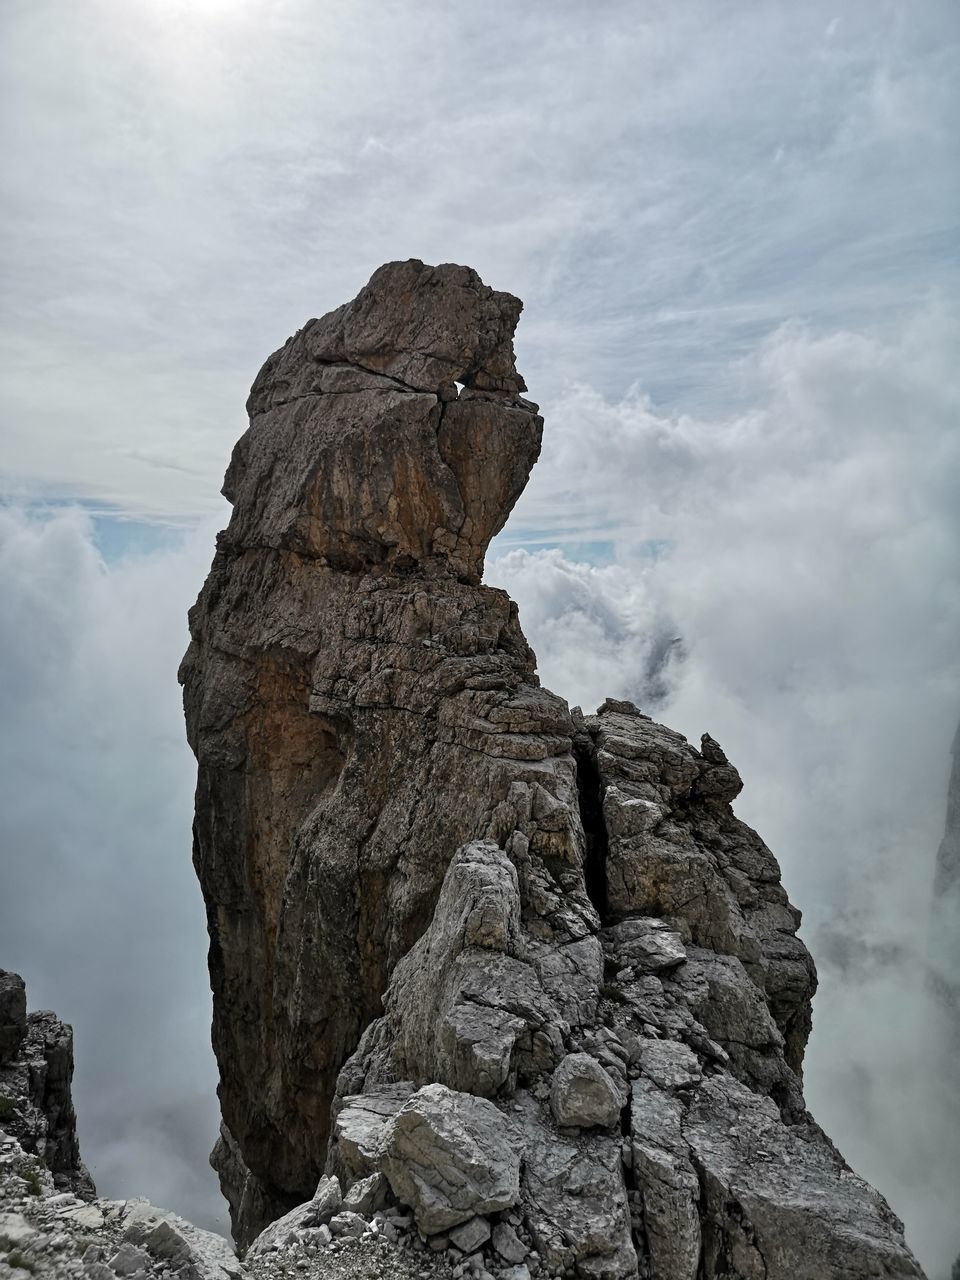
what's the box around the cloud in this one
[1,0,957,515]
[0,505,227,1232]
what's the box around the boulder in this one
[377,1083,520,1233]
[550,1053,622,1129]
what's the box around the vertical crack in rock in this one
[181,260,928,1277]
[574,731,609,924]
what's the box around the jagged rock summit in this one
[180,260,926,1278]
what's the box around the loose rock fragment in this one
[549,1053,622,1129]
[377,1084,521,1234]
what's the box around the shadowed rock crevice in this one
[181,261,927,1278]
[573,732,609,924]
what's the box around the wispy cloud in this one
[1,0,957,515]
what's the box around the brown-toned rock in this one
[181,261,579,1245]
[182,261,926,1278]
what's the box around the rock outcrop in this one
[181,260,925,1277]
[0,975,238,1278]
[0,970,94,1201]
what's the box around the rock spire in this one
[180,260,925,1277]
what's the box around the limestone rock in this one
[685,1074,924,1278]
[449,1216,491,1253]
[244,1174,342,1258]
[329,1086,414,1185]
[491,1221,527,1264]
[329,1209,367,1238]
[638,1039,702,1091]
[518,1095,635,1279]
[629,1077,702,1280]
[0,1128,247,1280]
[0,972,93,1200]
[376,1083,520,1233]
[0,1210,37,1249]
[180,261,572,1244]
[341,1172,387,1215]
[549,1052,622,1129]
[182,261,926,1278]
[122,1200,244,1279]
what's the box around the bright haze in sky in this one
[1,2,958,1275]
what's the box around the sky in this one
[0,0,958,1273]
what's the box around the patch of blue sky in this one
[90,514,186,564]
[1,497,191,565]
[489,535,617,566]
[489,533,672,566]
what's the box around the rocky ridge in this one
[0,970,93,1203]
[176,261,925,1278]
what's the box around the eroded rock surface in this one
[182,261,925,1277]
[0,971,93,1201]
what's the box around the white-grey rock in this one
[329,1209,366,1238]
[377,1083,521,1233]
[0,1210,37,1249]
[519,1097,636,1279]
[684,1074,925,1279]
[330,1086,414,1183]
[245,1196,334,1259]
[501,1266,531,1280]
[492,1221,527,1264]
[122,1202,243,1279]
[448,1216,490,1253]
[342,1171,387,1215]
[629,1078,701,1280]
[108,1241,153,1276]
[549,1053,622,1129]
[639,1040,702,1091]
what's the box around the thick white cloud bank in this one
[0,507,228,1233]
[1,300,957,1270]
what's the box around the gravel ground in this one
[0,1130,509,1280]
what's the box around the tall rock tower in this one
[182,262,924,1277]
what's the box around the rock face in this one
[0,970,94,1200]
[182,260,925,1277]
